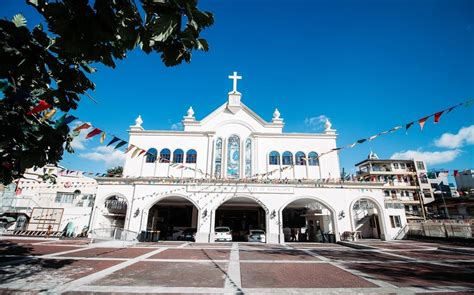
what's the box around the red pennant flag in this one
[434,111,444,123]
[85,128,102,139]
[454,170,459,177]
[73,123,91,132]
[419,116,429,131]
[138,149,146,156]
[27,100,52,115]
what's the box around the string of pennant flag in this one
[26,97,473,180]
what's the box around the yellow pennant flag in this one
[41,108,57,122]
[131,148,141,158]
[100,132,106,144]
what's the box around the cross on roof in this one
[228,71,242,93]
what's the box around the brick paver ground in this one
[0,237,473,294]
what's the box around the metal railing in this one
[90,227,138,242]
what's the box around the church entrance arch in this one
[146,196,199,241]
[280,197,336,243]
[213,196,268,242]
[350,198,384,239]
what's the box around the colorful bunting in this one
[27,100,52,115]
[131,148,141,158]
[434,111,444,123]
[85,128,102,139]
[64,115,78,125]
[73,123,91,132]
[100,132,106,144]
[107,136,121,147]
[419,116,429,131]
[125,144,136,154]
[405,122,414,133]
[42,108,57,120]
[115,140,127,149]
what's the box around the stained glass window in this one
[214,138,223,178]
[227,135,240,178]
[245,138,252,178]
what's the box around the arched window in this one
[295,151,306,165]
[269,151,280,165]
[308,151,319,166]
[227,135,240,178]
[245,138,252,178]
[214,138,223,178]
[173,149,184,163]
[145,148,157,163]
[159,148,171,163]
[186,149,197,163]
[282,151,293,165]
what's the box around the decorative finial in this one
[324,118,333,131]
[134,115,143,127]
[186,106,195,118]
[273,108,281,119]
[228,71,242,94]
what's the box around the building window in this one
[389,215,402,228]
[384,190,390,197]
[423,189,432,198]
[282,151,293,165]
[245,138,252,178]
[227,135,240,178]
[308,151,319,166]
[214,138,223,178]
[416,161,425,170]
[393,163,399,169]
[269,151,280,165]
[55,192,74,204]
[295,151,306,165]
[145,148,157,163]
[400,163,406,169]
[159,148,171,163]
[419,173,428,184]
[186,149,197,163]
[173,149,184,163]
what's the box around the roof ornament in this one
[273,108,281,120]
[186,106,195,118]
[324,118,333,131]
[228,71,242,94]
[134,115,143,127]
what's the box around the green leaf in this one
[0,80,9,91]
[12,14,27,27]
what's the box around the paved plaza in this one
[0,238,473,294]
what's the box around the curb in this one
[439,246,474,255]
[337,241,377,250]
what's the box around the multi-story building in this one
[91,73,407,243]
[0,165,97,236]
[455,169,474,196]
[355,152,434,222]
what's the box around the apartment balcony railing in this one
[105,200,127,215]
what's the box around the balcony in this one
[105,200,127,215]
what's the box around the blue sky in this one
[2,0,473,178]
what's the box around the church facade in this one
[91,73,407,243]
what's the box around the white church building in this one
[91,72,407,243]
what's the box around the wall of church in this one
[91,181,404,243]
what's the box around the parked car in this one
[214,226,232,242]
[178,228,197,241]
[246,229,266,243]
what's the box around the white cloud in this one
[70,132,88,150]
[304,115,328,131]
[390,149,462,166]
[79,146,126,168]
[434,125,474,149]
